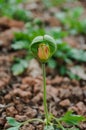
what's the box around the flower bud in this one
[30,35,56,63]
[38,44,50,61]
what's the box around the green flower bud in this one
[30,35,56,62]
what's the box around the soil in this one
[0,0,86,130]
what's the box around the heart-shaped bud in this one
[30,35,56,62]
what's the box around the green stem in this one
[42,63,49,125]
[22,118,44,126]
[57,121,65,130]
[52,116,65,130]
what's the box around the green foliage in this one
[7,117,21,126]
[68,49,86,62]
[48,42,86,79]
[48,27,68,39]
[0,0,32,22]
[55,42,86,63]
[33,18,43,26]
[14,32,30,41]
[11,24,46,75]
[0,0,25,5]
[47,58,57,69]
[25,23,46,39]
[1,0,86,78]
[47,27,86,79]
[42,0,66,8]
[12,25,86,79]
[42,0,78,8]
[56,7,86,34]
[47,39,86,80]
[12,9,33,22]
[61,111,85,125]
[55,43,72,62]
[12,24,46,50]
[12,59,28,75]
[7,0,25,4]
[53,111,85,130]
[12,41,29,50]
[13,23,45,42]
[7,117,21,130]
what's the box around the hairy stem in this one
[42,63,49,125]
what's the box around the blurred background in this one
[0,0,86,79]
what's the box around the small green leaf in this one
[61,111,85,125]
[12,59,28,75]
[12,63,25,75]
[6,117,21,127]
[47,58,57,69]
[44,125,54,130]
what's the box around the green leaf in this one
[68,49,86,62]
[47,58,57,69]
[12,59,28,75]
[7,126,20,130]
[67,70,80,80]
[6,117,21,127]
[59,66,67,76]
[13,9,33,22]
[44,125,54,130]
[12,63,24,75]
[57,43,71,52]
[12,41,29,50]
[14,32,30,41]
[55,7,86,34]
[49,27,68,39]
[70,7,83,19]
[61,111,85,125]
